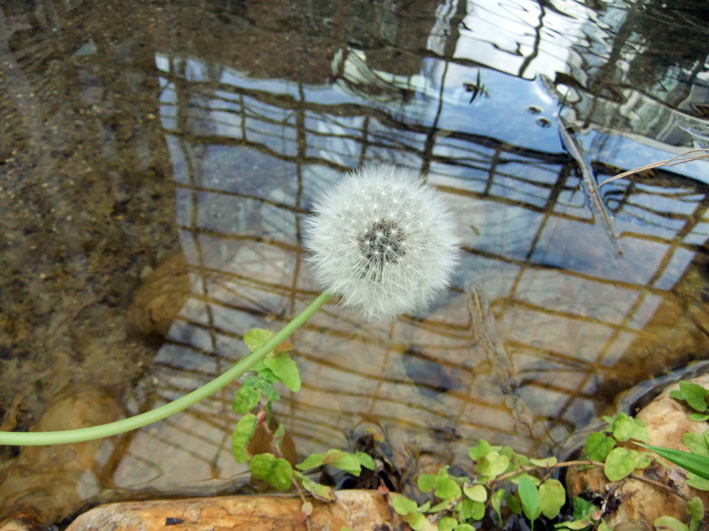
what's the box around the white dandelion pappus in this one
[304,164,460,321]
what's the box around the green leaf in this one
[512,453,531,466]
[687,473,709,491]
[404,511,431,531]
[231,413,257,463]
[519,476,541,522]
[573,496,598,520]
[463,484,487,502]
[232,386,261,414]
[453,524,475,531]
[356,452,376,471]
[539,479,566,518]
[604,447,638,481]
[468,440,501,460]
[686,496,704,520]
[638,443,709,480]
[679,382,708,412]
[670,389,685,401]
[298,475,336,502]
[555,521,593,531]
[435,477,462,500]
[242,375,280,401]
[654,516,689,531]
[429,499,455,513]
[689,413,709,422]
[491,489,506,522]
[598,520,612,531]
[509,473,540,486]
[264,352,301,392]
[436,517,458,531]
[326,451,362,476]
[609,413,650,443]
[585,432,615,462]
[418,473,438,492]
[391,495,418,516]
[683,433,709,457]
[244,328,275,352]
[682,430,709,457]
[530,456,557,467]
[249,453,293,491]
[475,451,510,478]
[507,493,522,515]
[296,452,325,471]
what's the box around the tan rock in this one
[567,373,709,530]
[128,253,192,337]
[65,490,404,531]
[0,385,124,527]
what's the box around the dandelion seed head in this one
[304,164,460,321]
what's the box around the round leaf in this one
[475,451,509,478]
[463,484,487,502]
[233,386,261,414]
[539,479,565,518]
[249,453,293,491]
[264,353,301,391]
[391,494,418,516]
[244,328,275,352]
[604,447,637,481]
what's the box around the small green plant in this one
[229,341,709,531]
[637,381,709,493]
[230,327,375,518]
[383,411,701,531]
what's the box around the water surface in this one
[1,0,708,516]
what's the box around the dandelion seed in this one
[304,164,460,321]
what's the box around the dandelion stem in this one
[0,291,333,446]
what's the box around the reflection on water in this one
[1,0,708,515]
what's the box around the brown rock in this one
[567,374,709,530]
[65,490,404,531]
[0,384,124,527]
[128,253,192,337]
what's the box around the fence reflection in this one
[113,39,709,489]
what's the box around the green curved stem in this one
[0,291,333,446]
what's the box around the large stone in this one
[0,384,124,527]
[65,490,404,531]
[567,373,709,530]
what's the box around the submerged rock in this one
[0,384,124,528]
[567,373,709,530]
[128,253,192,337]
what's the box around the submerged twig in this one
[557,116,622,255]
[594,148,709,190]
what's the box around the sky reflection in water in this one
[2,0,709,497]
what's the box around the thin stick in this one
[594,149,709,190]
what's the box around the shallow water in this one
[1,0,708,518]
